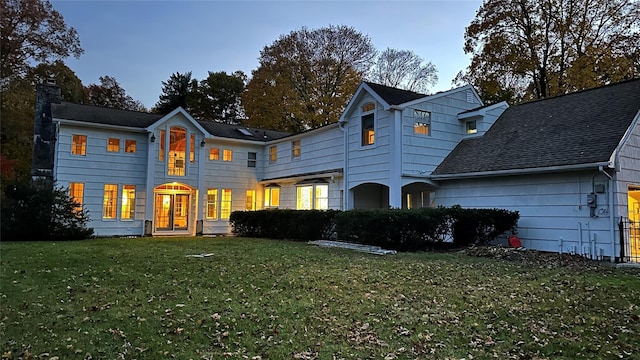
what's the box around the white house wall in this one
[616,118,640,217]
[435,171,615,259]
[55,124,148,236]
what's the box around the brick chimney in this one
[31,79,62,181]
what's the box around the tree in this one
[0,0,83,85]
[243,25,376,132]
[152,71,197,115]
[84,75,146,112]
[191,70,246,123]
[30,60,84,102]
[457,0,640,103]
[369,48,438,93]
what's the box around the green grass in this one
[1,237,639,359]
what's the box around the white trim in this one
[431,162,613,180]
[55,118,147,133]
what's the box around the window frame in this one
[413,109,431,136]
[168,126,186,176]
[103,184,118,219]
[223,149,233,162]
[107,138,120,152]
[245,190,256,211]
[206,189,218,220]
[466,120,478,134]
[264,186,280,208]
[71,134,87,155]
[69,182,84,213]
[220,189,232,219]
[121,185,135,220]
[291,140,301,159]
[209,148,220,161]
[361,102,375,146]
[247,152,257,168]
[124,139,136,153]
[269,146,277,162]
[296,183,329,210]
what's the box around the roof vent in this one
[236,128,253,136]
[466,91,477,104]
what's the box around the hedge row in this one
[230,206,519,251]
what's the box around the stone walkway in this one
[308,240,397,255]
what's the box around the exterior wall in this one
[435,171,616,259]
[55,124,148,236]
[616,119,640,211]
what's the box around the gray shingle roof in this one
[52,102,291,141]
[432,78,640,176]
[364,82,427,105]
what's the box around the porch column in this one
[388,109,403,208]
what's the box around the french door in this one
[154,193,190,232]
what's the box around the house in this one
[32,78,640,262]
[432,79,640,262]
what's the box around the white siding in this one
[435,171,616,259]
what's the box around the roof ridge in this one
[517,77,640,107]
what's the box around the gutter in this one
[431,161,612,180]
[55,118,148,133]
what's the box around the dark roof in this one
[52,102,291,142]
[364,82,427,105]
[433,78,640,176]
[52,102,161,128]
[196,121,291,141]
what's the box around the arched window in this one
[168,127,186,176]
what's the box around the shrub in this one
[1,179,94,241]
[230,209,339,241]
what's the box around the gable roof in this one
[432,78,640,178]
[51,102,290,142]
[363,82,427,106]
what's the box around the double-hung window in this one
[296,183,329,210]
[72,134,86,155]
[121,185,135,220]
[103,184,118,219]
[361,102,375,146]
[264,185,280,208]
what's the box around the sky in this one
[51,0,483,110]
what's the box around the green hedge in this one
[230,206,519,251]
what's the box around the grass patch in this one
[1,237,639,359]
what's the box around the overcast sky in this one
[51,0,482,109]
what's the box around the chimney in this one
[31,82,62,182]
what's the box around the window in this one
[121,185,135,220]
[361,102,375,112]
[190,134,195,163]
[206,189,218,219]
[264,186,280,207]
[414,110,431,135]
[69,182,84,213]
[466,120,478,134]
[361,113,375,146]
[269,146,277,162]
[125,139,136,153]
[247,152,257,167]
[292,140,301,158]
[107,138,120,152]
[103,184,117,219]
[296,184,329,210]
[159,130,165,161]
[245,190,256,211]
[223,149,232,162]
[210,148,220,160]
[221,189,232,219]
[71,134,86,155]
[168,127,186,176]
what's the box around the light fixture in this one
[150,134,156,142]
[200,139,206,147]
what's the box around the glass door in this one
[155,193,190,232]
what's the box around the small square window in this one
[414,122,430,135]
[210,148,220,160]
[223,149,232,162]
[71,134,86,155]
[466,120,478,134]
[107,138,120,152]
[125,139,136,153]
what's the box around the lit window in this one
[296,184,329,210]
[159,130,165,161]
[264,186,280,207]
[292,140,301,158]
[466,120,478,134]
[269,146,277,162]
[69,182,84,213]
[361,114,374,146]
[71,134,86,155]
[190,134,195,163]
[210,148,220,160]
[206,189,218,219]
[245,190,256,211]
[414,122,430,135]
[221,189,232,219]
[247,152,257,167]
[223,149,232,162]
[103,184,118,219]
[107,138,120,152]
[168,127,186,176]
[121,185,135,220]
[125,139,136,153]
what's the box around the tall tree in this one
[457,0,640,103]
[153,71,197,115]
[243,25,376,132]
[30,60,84,102]
[191,70,246,123]
[369,48,438,94]
[84,75,146,112]
[0,0,83,85]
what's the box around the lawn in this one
[1,237,639,359]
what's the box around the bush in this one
[1,179,94,241]
[230,209,339,241]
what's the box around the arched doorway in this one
[154,183,195,234]
[351,183,389,209]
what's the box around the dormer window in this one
[466,120,478,134]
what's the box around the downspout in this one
[339,121,348,210]
[599,165,616,263]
